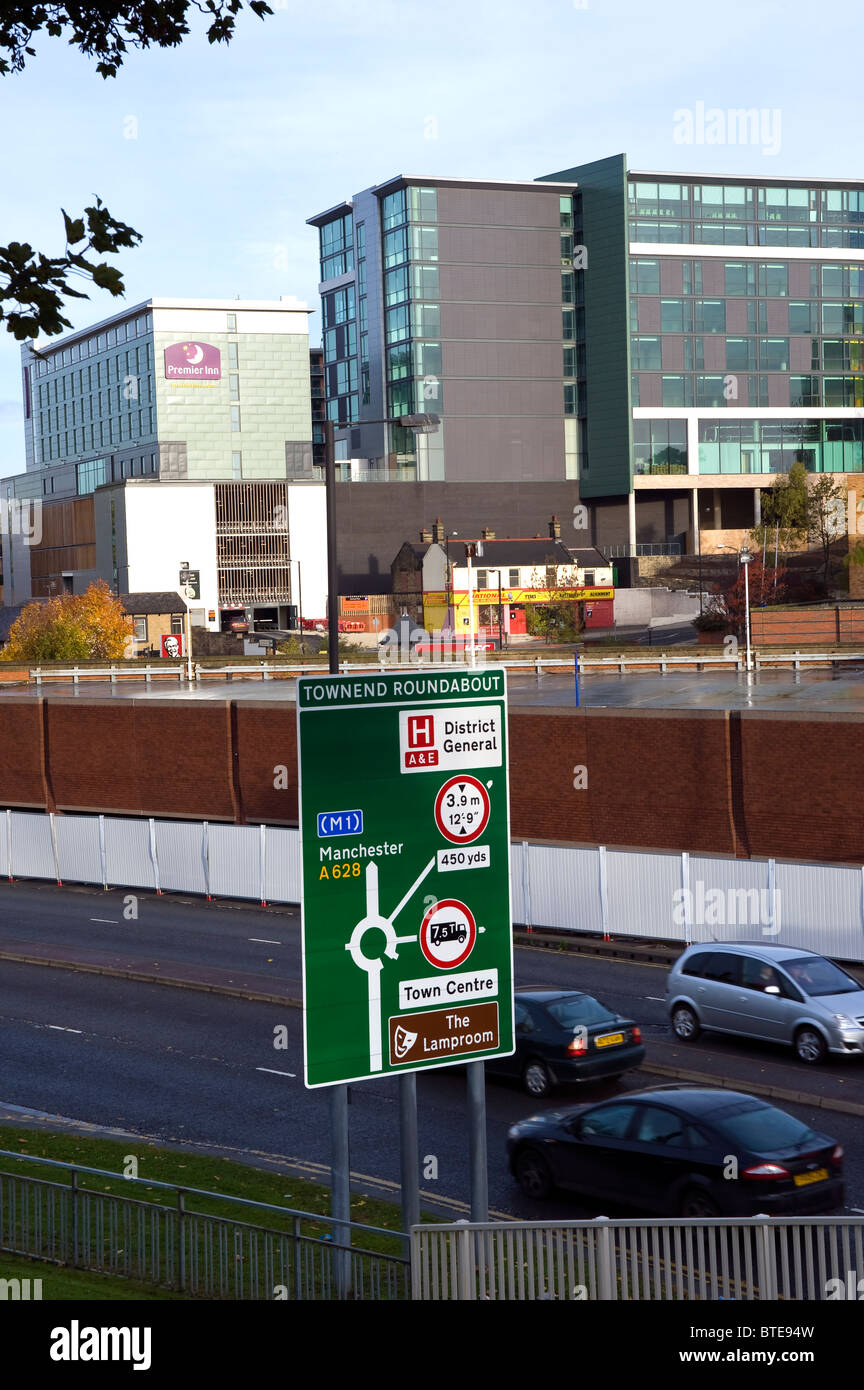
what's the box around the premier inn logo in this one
[49,1322,152,1371]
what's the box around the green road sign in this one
[297,668,514,1087]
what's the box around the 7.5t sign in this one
[296,669,514,1087]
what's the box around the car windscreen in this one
[546,997,617,1029]
[783,956,861,997]
[712,1102,819,1153]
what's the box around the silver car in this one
[666,943,864,1064]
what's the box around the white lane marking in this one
[256,1067,296,1078]
[90,918,118,924]
[48,1025,83,1034]
[249,938,282,945]
[645,996,666,1002]
[850,1207,864,1214]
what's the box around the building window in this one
[661,375,693,407]
[382,189,407,231]
[694,300,726,333]
[227,312,237,331]
[633,418,688,473]
[408,187,437,221]
[631,336,662,370]
[508,568,520,587]
[228,343,239,368]
[229,374,240,401]
[232,451,242,479]
[171,615,183,635]
[132,617,147,642]
[414,303,440,338]
[759,338,790,371]
[383,227,408,268]
[231,405,241,431]
[385,267,409,306]
[583,570,595,586]
[629,260,661,295]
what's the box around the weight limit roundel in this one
[434,775,491,844]
[419,899,477,969]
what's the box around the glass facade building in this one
[626,178,864,481]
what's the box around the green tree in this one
[525,563,584,643]
[752,460,809,558]
[806,473,847,585]
[1,1,271,340]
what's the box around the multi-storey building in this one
[312,160,864,586]
[307,178,584,588]
[5,298,327,627]
[541,155,864,555]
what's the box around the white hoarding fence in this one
[2,810,864,962]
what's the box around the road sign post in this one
[297,668,514,1089]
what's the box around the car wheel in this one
[671,1004,700,1041]
[679,1188,720,1218]
[794,1027,827,1065]
[522,1060,552,1098]
[515,1148,554,1200]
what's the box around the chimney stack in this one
[432,517,445,543]
[549,515,561,540]
[420,526,433,544]
[482,527,496,540]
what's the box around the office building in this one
[5,298,326,627]
[311,159,864,586]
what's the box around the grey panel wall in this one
[332,480,585,588]
[436,186,561,229]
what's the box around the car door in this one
[558,1101,641,1201]
[732,956,805,1042]
[625,1105,712,1212]
[696,951,744,1031]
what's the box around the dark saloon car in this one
[487,989,644,1097]
[507,1087,844,1216]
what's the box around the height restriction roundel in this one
[434,775,491,844]
[419,899,477,969]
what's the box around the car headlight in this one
[507,1126,521,1139]
[832,1014,858,1029]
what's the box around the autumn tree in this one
[1,1,271,340]
[2,580,133,661]
[705,557,787,640]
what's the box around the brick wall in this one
[749,606,864,645]
[0,697,861,864]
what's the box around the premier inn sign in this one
[163,341,222,384]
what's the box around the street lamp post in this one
[740,544,753,675]
[717,543,753,674]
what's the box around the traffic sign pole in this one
[467,1060,489,1222]
[399,1073,420,1254]
[298,666,513,1256]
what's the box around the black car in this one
[507,1087,844,1216]
[487,989,645,1097]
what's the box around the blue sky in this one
[2,0,862,472]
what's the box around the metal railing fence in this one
[27,648,864,685]
[0,1151,409,1300]
[412,1217,864,1301]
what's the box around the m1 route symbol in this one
[419,899,477,969]
[434,774,490,843]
